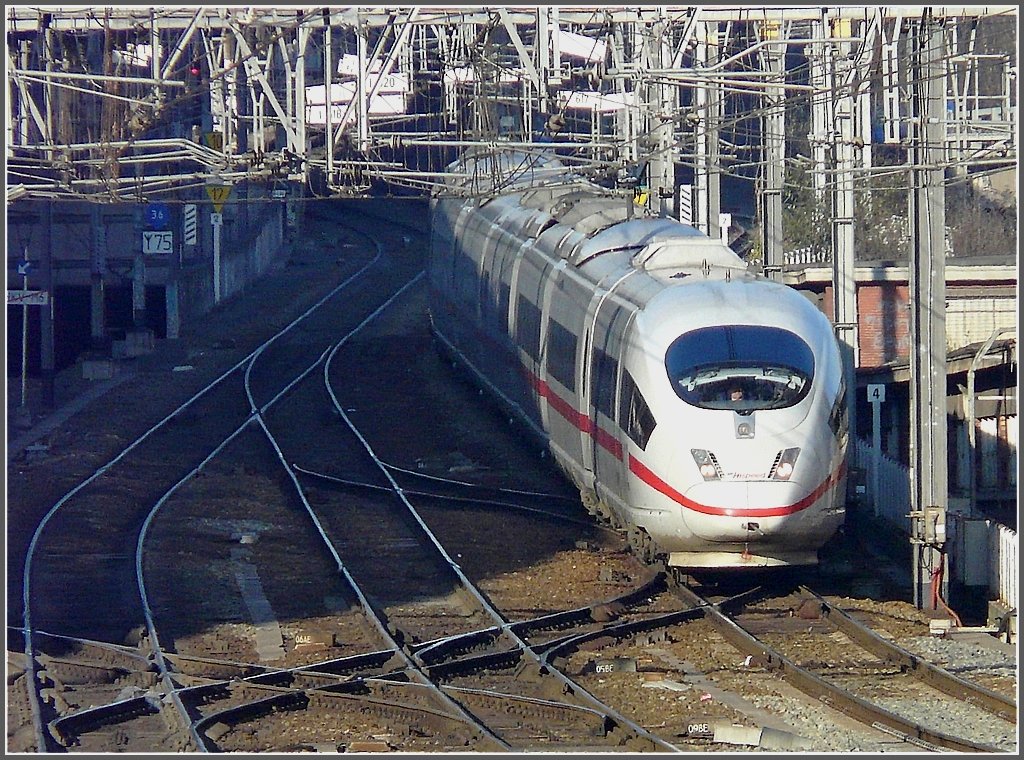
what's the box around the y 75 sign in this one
[142,230,174,255]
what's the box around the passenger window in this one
[517,295,542,362]
[620,370,656,450]
[479,270,491,319]
[829,385,849,446]
[591,347,618,419]
[546,318,577,392]
[454,252,476,309]
[498,282,510,327]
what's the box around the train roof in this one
[442,148,749,280]
[441,148,569,195]
[637,273,835,352]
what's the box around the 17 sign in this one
[142,230,174,255]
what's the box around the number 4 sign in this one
[867,383,886,404]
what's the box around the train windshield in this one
[666,325,815,412]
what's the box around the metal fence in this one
[992,523,1018,612]
[852,436,1018,612]
[853,437,912,529]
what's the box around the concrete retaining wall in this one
[176,198,285,325]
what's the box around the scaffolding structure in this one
[5,6,1017,214]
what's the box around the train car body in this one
[428,150,848,569]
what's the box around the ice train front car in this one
[428,150,848,570]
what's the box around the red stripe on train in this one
[526,372,623,458]
[628,455,846,517]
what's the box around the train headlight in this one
[691,449,723,481]
[769,447,801,481]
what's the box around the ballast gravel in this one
[745,633,1017,753]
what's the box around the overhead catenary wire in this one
[5,8,1016,202]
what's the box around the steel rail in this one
[672,582,1004,753]
[249,413,510,751]
[797,586,1017,723]
[133,225,390,750]
[171,648,399,694]
[190,679,484,752]
[135,416,262,752]
[440,683,613,731]
[20,212,381,753]
[235,227,509,749]
[104,223,499,749]
[382,461,581,501]
[321,292,682,753]
[48,694,163,748]
[292,464,599,530]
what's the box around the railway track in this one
[10,205,677,752]
[662,575,1015,752]
[207,252,681,751]
[8,200,1015,753]
[11,205,410,751]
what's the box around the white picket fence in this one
[853,437,912,528]
[992,523,1018,613]
[853,437,1018,612]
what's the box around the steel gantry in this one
[5,5,1016,204]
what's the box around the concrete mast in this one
[908,11,950,611]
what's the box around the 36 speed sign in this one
[142,230,174,255]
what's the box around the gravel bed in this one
[748,631,1018,753]
[901,634,1017,676]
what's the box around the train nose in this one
[681,480,810,541]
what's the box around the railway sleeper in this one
[178,680,233,706]
[307,690,470,738]
[167,659,255,680]
[38,641,150,673]
[198,691,311,746]
[47,693,163,747]
[302,648,402,677]
[414,629,503,665]
[35,659,142,687]
[455,690,608,734]
[366,679,455,713]
[427,649,524,681]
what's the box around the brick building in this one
[784,254,1015,368]
[784,254,1017,521]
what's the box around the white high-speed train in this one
[428,150,848,569]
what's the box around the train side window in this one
[620,370,656,450]
[546,318,577,392]
[498,282,510,327]
[479,268,491,319]
[454,252,477,310]
[517,295,542,362]
[591,347,618,419]
[829,384,848,446]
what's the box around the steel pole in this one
[871,399,882,516]
[21,271,29,408]
[213,217,222,303]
